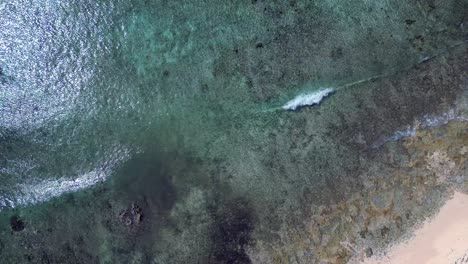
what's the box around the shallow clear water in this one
[1,0,464,209]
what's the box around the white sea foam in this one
[372,109,468,148]
[0,146,130,210]
[282,88,335,110]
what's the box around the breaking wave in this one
[372,109,468,148]
[0,146,130,211]
[282,87,335,110]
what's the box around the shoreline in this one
[357,191,468,264]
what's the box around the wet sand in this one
[362,191,468,264]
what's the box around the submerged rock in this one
[364,247,373,258]
[10,215,25,232]
[119,203,143,227]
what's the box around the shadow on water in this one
[111,150,178,212]
[208,197,255,264]
[0,129,259,263]
[108,147,257,263]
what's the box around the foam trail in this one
[260,42,466,114]
[282,87,335,110]
[0,146,131,210]
[372,109,468,148]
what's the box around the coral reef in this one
[248,121,467,263]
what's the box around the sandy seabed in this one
[360,191,468,264]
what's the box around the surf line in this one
[259,41,466,113]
